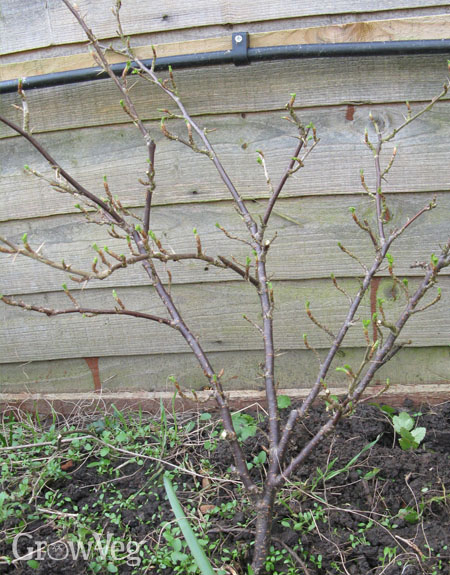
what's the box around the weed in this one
[392,412,426,450]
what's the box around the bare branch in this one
[0,294,173,325]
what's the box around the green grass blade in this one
[163,474,215,575]
[325,434,381,480]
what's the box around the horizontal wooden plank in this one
[2,104,450,222]
[1,347,449,394]
[1,193,449,295]
[1,55,449,138]
[0,0,53,56]
[2,1,446,56]
[1,277,448,363]
[4,14,450,82]
[3,382,450,415]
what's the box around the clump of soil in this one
[0,402,449,574]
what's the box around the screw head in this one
[235,34,243,44]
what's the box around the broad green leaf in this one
[411,427,426,445]
[393,412,414,433]
[277,395,291,409]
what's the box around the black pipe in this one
[1,38,450,94]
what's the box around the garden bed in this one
[0,400,449,574]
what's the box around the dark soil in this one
[1,401,449,574]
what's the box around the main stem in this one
[252,483,277,574]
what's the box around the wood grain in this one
[1,55,448,138]
[1,104,449,222]
[1,276,448,363]
[2,1,447,56]
[3,14,450,82]
[1,193,448,295]
[1,347,448,393]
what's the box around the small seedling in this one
[392,411,426,450]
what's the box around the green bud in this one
[349,207,355,213]
[135,224,142,232]
[119,99,125,107]
[362,319,371,328]
[92,243,99,252]
[256,157,262,165]
[62,283,68,291]
[112,289,118,299]
[336,366,349,374]
[402,278,408,286]
[305,301,310,309]
[431,253,439,266]
[215,222,220,228]
[22,233,28,244]
[93,257,98,264]
[386,253,394,266]
[193,227,197,235]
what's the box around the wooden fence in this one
[1,1,449,408]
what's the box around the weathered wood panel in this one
[1,277,448,364]
[1,4,449,400]
[0,0,53,56]
[1,193,449,295]
[3,384,450,415]
[4,14,450,82]
[1,347,449,393]
[2,104,450,222]
[1,56,449,138]
[2,0,447,56]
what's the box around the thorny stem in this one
[0,115,126,227]
[277,241,391,462]
[103,19,285,455]
[278,242,449,487]
[0,235,149,282]
[129,53,259,239]
[2,5,449,573]
[262,138,305,227]
[0,106,255,494]
[0,296,172,325]
[60,0,156,225]
[131,231,256,491]
[382,82,449,143]
[127,40,287,454]
[374,132,386,244]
